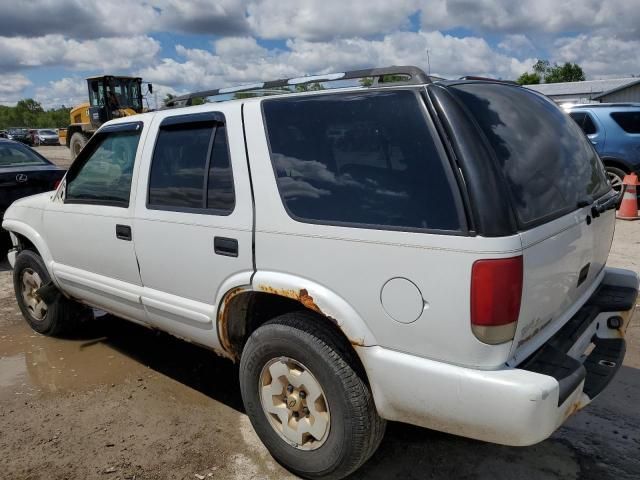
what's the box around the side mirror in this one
[148,83,153,94]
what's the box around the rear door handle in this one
[214,236,238,257]
[115,224,132,241]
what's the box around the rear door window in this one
[262,90,463,232]
[611,111,640,133]
[148,116,234,214]
[449,84,610,228]
[569,111,597,135]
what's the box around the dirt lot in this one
[1,148,640,479]
[34,145,72,169]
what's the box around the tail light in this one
[470,256,523,345]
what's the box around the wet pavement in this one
[2,221,640,479]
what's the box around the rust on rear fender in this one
[218,285,365,359]
[217,286,248,360]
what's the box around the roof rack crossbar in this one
[166,65,430,107]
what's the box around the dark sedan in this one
[6,127,33,145]
[1,139,65,217]
[1,139,65,255]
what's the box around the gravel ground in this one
[1,148,639,479]
[33,145,73,169]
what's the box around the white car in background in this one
[35,129,60,146]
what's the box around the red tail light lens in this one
[470,256,523,344]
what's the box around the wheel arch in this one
[2,219,58,285]
[216,272,377,363]
[601,156,633,174]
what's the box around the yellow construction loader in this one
[61,75,151,160]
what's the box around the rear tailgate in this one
[514,208,615,362]
[448,83,615,362]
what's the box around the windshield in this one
[107,78,142,110]
[9,128,28,135]
[0,144,49,166]
[449,83,611,228]
[40,130,57,135]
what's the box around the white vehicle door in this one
[132,108,254,351]
[43,121,148,323]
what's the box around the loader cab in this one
[87,76,145,129]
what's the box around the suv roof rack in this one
[458,76,518,85]
[165,65,431,108]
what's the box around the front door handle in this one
[214,236,238,257]
[115,224,132,241]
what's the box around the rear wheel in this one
[69,132,87,161]
[240,312,385,479]
[605,166,627,194]
[13,250,83,336]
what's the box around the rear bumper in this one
[357,267,638,446]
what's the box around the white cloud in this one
[553,34,640,78]
[419,0,640,37]
[0,35,161,72]
[0,74,33,105]
[0,0,160,39]
[139,31,533,94]
[247,0,420,40]
[157,0,249,35]
[34,77,87,109]
[498,34,536,56]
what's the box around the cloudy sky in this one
[1,0,639,108]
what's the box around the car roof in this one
[566,103,640,111]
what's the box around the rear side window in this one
[611,111,640,133]
[450,84,610,228]
[262,90,462,232]
[148,118,234,214]
[569,111,597,135]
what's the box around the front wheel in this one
[240,312,385,480]
[69,132,87,161]
[13,250,83,336]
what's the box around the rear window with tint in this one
[611,111,640,134]
[569,111,597,135]
[0,144,48,166]
[450,84,610,227]
[262,90,462,232]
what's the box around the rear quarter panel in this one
[243,100,522,369]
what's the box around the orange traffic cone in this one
[617,173,640,220]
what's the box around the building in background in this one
[526,78,640,104]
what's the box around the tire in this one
[240,311,386,480]
[605,165,627,194]
[69,132,87,161]
[0,233,9,261]
[13,250,81,336]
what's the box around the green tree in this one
[0,100,70,129]
[545,62,585,83]
[163,93,175,105]
[516,71,541,85]
[16,98,44,113]
[295,82,325,92]
[518,59,585,84]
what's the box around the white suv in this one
[3,67,637,479]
